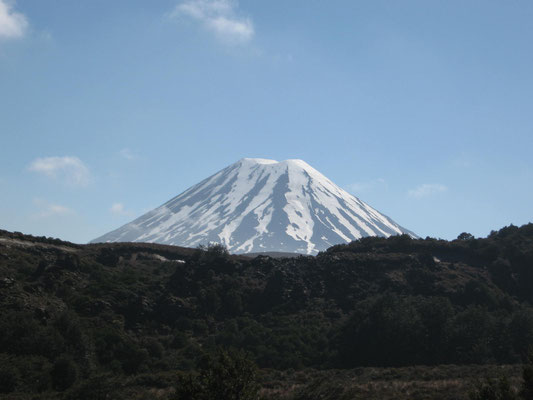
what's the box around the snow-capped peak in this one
[92,158,416,254]
[240,158,279,165]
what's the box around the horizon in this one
[1,1,532,244]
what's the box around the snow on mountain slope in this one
[91,158,416,254]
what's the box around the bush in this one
[174,348,259,400]
[51,356,78,391]
[0,365,19,393]
[469,377,518,400]
[65,374,118,400]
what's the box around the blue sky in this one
[1,0,532,243]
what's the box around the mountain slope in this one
[92,158,416,253]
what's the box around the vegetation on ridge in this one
[1,224,533,398]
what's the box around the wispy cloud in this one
[28,156,92,187]
[346,178,387,195]
[451,153,474,169]
[171,0,254,45]
[33,198,75,218]
[119,148,137,161]
[408,183,448,198]
[110,202,133,217]
[0,0,28,39]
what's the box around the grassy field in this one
[259,365,522,400]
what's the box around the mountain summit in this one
[92,158,416,254]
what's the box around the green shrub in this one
[51,356,78,391]
[0,365,19,393]
[174,348,259,400]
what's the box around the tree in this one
[458,232,475,241]
[174,348,259,400]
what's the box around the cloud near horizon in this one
[408,183,448,198]
[32,198,74,219]
[110,202,133,217]
[0,0,28,39]
[28,156,92,187]
[171,0,254,45]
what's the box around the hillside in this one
[1,224,533,398]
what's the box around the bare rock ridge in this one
[92,158,416,254]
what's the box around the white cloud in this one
[110,202,133,217]
[171,0,254,45]
[119,148,137,160]
[33,198,74,218]
[28,156,92,187]
[451,154,473,169]
[346,178,387,195]
[0,0,28,39]
[408,183,448,198]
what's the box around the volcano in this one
[92,158,416,254]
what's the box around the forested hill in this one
[1,224,533,398]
